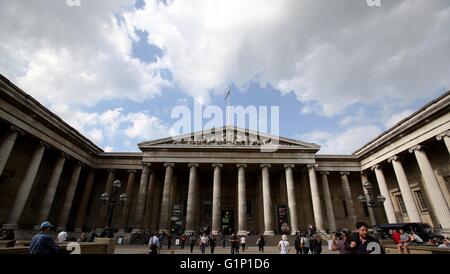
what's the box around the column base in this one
[237,231,248,236]
[159,228,169,234]
[184,229,195,235]
[56,226,66,232]
[211,230,219,236]
[2,223,19,230]
[263,230,275,236]
[131,228,143,233]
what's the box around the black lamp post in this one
[101,180,127,229]
[357,181,386,227]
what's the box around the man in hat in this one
[29,221,59,254]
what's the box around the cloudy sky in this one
[1,0,449,153]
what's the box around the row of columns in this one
[0,124,95,231]
[148,162,358,235]
[369,131,450,233]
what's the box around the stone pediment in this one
[138,126,320,151]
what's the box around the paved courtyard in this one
[115,245,339,254]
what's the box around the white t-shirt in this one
[57,231,67,242]
[279,240,289,254]
[200,236,208,244]
[240,237,246,244]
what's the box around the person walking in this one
[148,232,160,255]
[278,234,290,254]
[222,235,226,248]
[180,234,186,249]
[167,234,172,250]
[229,233,239,254]
[294,234,302,254]
[257,235,265,253]
[311,234,322,254]
[240,235,247,252]
[189,233,197,253]
[199,233,208,254]
[300,233,310,254]
[208,234,217,254]
[29,222,59,255]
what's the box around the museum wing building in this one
[0,74,449,239]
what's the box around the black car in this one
[373,223,443,243]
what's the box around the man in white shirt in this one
[240,236,246,252]
[149,232,160,254]
[57,231,67,243]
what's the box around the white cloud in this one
[384,109,414,128]
[300,125,383,154]
[49,104,171,151]
[104,146,114,152]
[124,0,450,116]
[0,0,169,107]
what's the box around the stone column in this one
[436,130,450,154]
[284,164,299,234]
[307,164,325,232]
[320,172,337,232]
[159,163,174,233]
[99,169,115,227]
[133,164,150,231]
[34,152,68,229]
[74,168,96,232]
[119,169,136,231]
[340,172,357,226]
[143,171,156,230]
[3,141,47,229]
[388,156,421,222]
[57,162,83,231]
[261,164,274,235]
[409,145,450,233]
[0,125,21,177]
[372,165,397,223]
[237,164,247,235]
[211,164,222,236]
[185,163,199,234]
[360,172,376,225]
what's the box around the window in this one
[395,194,407,214]
[246,200,252,217]
[414,190,428,211]
[342,200,348,217]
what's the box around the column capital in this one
[307,163,318,169]
[39,141,50,149]
[388,155,400,163]
[188,163,199,168]
[236,163,247,168]
[127,169,137,174]
[340,171,350,176]
[60,152,71,159]
[436,130,450,141]
[212,163,223,168]
[9,125,25,135]
[164,162,174,167]
[260,163,271,168]
[106,168,116,173]
[320,171,330,176]
[77,161,86,168]
[283,164,295,169]
[371,164,381,171]
[142,162,151,167]
[408,144,424,153]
